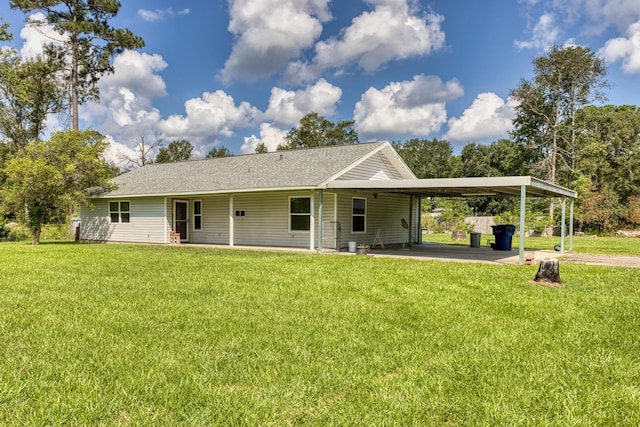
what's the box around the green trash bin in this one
[470,232,481,248]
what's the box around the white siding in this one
[82,190,412,249]
[80,197,168,243]
[189,195,230,244]
[337,152,404,181]
[334,190,412,248]
[233,191,312,248]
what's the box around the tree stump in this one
[535,258,561,283]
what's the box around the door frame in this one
[173,199,189,243]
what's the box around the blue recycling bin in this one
[491,224,516,251]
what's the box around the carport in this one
[327,176,577,265]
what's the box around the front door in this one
[174,201,188,242]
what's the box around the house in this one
[80,141,577,263]
[80,142,422,251]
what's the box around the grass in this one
[1,243,639,425]
[424,232,640,255]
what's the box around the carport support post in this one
[519,185,526,265]
[569,199,574,251]
[560,198,566,253]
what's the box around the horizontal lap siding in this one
[190,195,229,244]
[234,192,312,248]
[80,198,168,243]
[335,190,411,248]
[337,152,403,180]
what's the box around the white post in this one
[310,193,315,251]
[560,198,566,253]
[229,194,234,247]
[519,185,526,265]
[317,191,323,253]
[569,199,574,251]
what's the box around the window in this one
[352,198,366,233]
[290,197,311,231]
[193,200,202,230]
[109,201,130,223]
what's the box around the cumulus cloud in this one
[445,93,518,143]
[263,79,342,126]
[220,0,331,83]
[517,0,640,50]
[158,91,260,144]
[81,51,167,148]
[241,123,288,154]
[286,0,446,84]
[353,74,463,140]
[19,12,65,59]
[600,20,640,73]
[138,8,190,22]
[515,13,560,50]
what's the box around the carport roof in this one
[326,176,576,198]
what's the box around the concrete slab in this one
[363,243,563,265]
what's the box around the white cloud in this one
[353,74,462,140]
[101,135,139,168]
[138,8,191,22]
[515,13,560,50]
[445,93,517,143]
[241,123,288,154]
[263,79,342,126]
[19,13,66,59]
[286,0,445,84]
[220,0,331,82]
[81,50,166,139]
[600,20,640,73]
[158,90,260,143]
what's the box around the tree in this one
[393,138,461,179]
[280,113,358,150]
[10,0,145,129]
[0,50,66,151]
[2,130,114,244]
[254,143,268,154]
[156,139,193,163]
[0,18,12,41]
[206,146,233,158]
[575,105,640,203]
[510,46,607,217]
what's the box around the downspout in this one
[519,185,526,265]
[229,194,234,247]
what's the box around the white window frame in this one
[289,196,311,232]
[193,200,202,231]
[352,197,366,233]
[109,200,130,224]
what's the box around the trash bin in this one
[348,241,356,253]
[470,232,481,248]
[491,225,516,251]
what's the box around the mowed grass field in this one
[1,242,639,425]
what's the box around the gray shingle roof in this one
[103,142,388,197]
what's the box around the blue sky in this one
[1,0,639,164]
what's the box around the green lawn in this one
[424,232,640,255]
[1,243,639,425]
